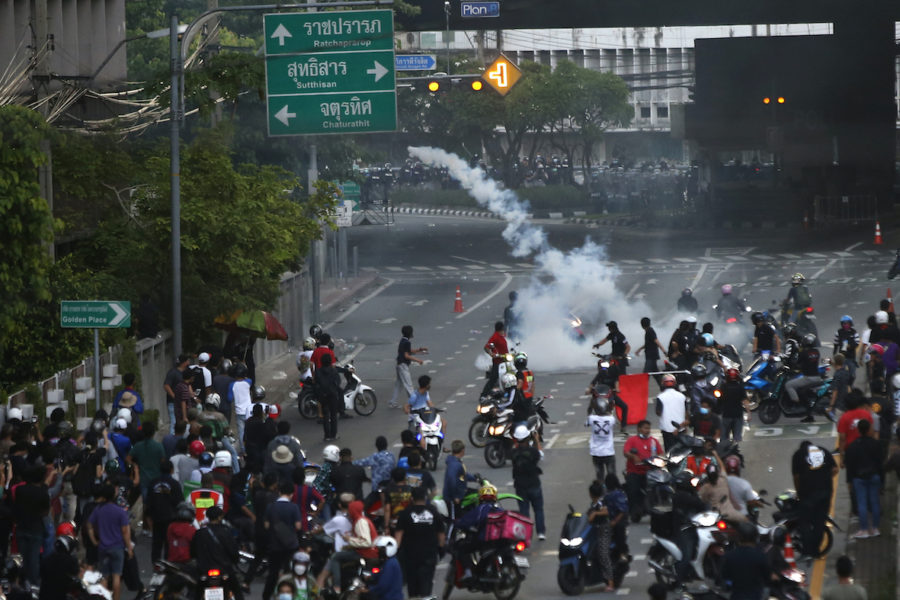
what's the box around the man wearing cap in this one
[593,321,631,373]
[109,419,132,472]
[265,421,306,474]
[191,353,214,403]
[163,354,191,435]
[271,444,297,483]
[112,373,144,427]
[191,505,245,599]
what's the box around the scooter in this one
[647,511,730,587]
[742,352,779,411]
[413,407,445,471]
[557,504,631,595]
[772,490,840,559]
[294,362,377,419]
[757,364,832,425]
[470,392,502,449]
[483,398,547,468]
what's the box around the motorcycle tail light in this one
[515,542,526,552]
[716,520,727,530]
[726,318,737,324]
[713,389,722,398]
[372,567,381,574]
[207,569,221,577]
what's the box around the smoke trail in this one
[409,146,655,371]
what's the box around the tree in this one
[0,107,56,336]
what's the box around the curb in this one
[394,206,503,220]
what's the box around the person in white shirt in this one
[586,386,618,483]
[297,337,315,382]
[655,373,690,452]
[228,364,253,453]
[322,493,354,551]
[723,455,761,517]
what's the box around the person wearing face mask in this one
[276,551,314,600]
[691,397,722,440]
[622,420,663,522]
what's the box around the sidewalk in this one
[819,469,898,599]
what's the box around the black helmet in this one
[309,324,323,339]
[199,452,214,467]
[751,311,764,325]
[252,385,266,401]
[783,322,798,338]
[54,535,78,555]
[801,333,817,348]
[176,502,195,522]
[682,288,692,297]
[233,363,249,379]
[690,363,708,379]
[513,352,528,369]
[673,471,694,491]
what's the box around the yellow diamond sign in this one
[482,54,522,96]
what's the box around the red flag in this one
[617,373,649,425]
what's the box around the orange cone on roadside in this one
[874,221,883,245]
[783,533,797,569]
[453,286,464,313]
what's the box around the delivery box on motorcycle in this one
[485,511,535,547]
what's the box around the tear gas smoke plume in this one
[408,146,656,371]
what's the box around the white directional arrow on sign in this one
[274,105,296,126]
[271,24,292,46]
[366,61,389,82]
[109,303,128,326]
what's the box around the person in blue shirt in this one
[354,436,396,493]
[369,536,403,600]
[442,440,479,520]
[405,375,446,440]
[112,373,144,427]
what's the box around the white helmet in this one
[114,418,128,431]
[7,407,23,422]
[501,372,518,390]
[374,535,398,558]
[303,337,316,351]
[875,310,889,324]
[205,392,221,410]
[116,408,132,424]
[323,444,340,463]
[431,497,449,518]
[513,424,531,442]
[213,450,232,469]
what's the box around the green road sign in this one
[61,301,131,328]
[267,91,397,136]
[264,9,396,136]
[266,51,396,95]
[264,10,394,55]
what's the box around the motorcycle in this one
[757,363,832,425]
[781,305,819,345]
[483,397,548,468]
[470,392,502,449]
[413,407,445,471]
[147,560,197,599]
[199,567,236,600]
[772,490,839,559]
[294,362,377,419]
[742,351,778,411]
[442,512,531,600]
[557,505,631,595]
[647,510,730,587]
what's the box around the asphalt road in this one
[139,214,896,599]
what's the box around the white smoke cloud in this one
[408,146,657,372]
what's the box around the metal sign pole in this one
[94,329,101,412]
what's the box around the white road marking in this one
[674,257,694,263]
[565,411,576,416]
[844,242,863,251]
[753,254,776,260]
[862,250,882,256]
[616,589,631,595]
[456,392,466,396]
[467,265,485,270]
[384,266,405,271]
[725,255,748,261]
[833,251,853,257]
[516,263,533,268]
[805,252,828,258]
[411,266,430,271]
[556,381,565,385]
[456,272,513,319]
[450,255,488,264]
[779,253,802,259]
[466,384,476,388]
[446,399,456,404]
[437,265,458,270]
[625,283,640,299]
[490,263,511,269]
[646,258,668,264]
[810,259,837,280]
[324,279,393,330]
[544,433,560,449]
[620,259,642,265]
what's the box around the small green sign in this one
[267,92,397,136]
[61,301,132,328]
[264,10,394,55]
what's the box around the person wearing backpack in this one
[166,502,197,563]
[511,425,546,541]
[784,273,812,323]
[146,460,183,562]
[71,431,105,519]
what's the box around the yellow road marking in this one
[809,451,842,598]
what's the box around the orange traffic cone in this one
[888,288,895,313]
[453,286,464,313]
[783,532,797,569]
[874,221,883,245]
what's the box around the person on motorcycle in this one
[687,363,716,416]
[677,288,698,314]
[871,309,900,346]
[623,420,663,521]
[751,311,781,355]
[482,322,510,394]
[191,505,246,599]
[655,373,689,452]
[504,291,520,340]
[697,332,723,370]
[723,455,762,518]
[453,483,505,581]
[652,470,709,582]
[784,273,812,324]
[786,334,823,423]
[603,474,630,561]
[514,352,535,401]
[369,536,403,600]
[697,462,746,523]
[721,521,771,600]
[587,389,618,483]
[297,336,315,385]
[715,284,747,322]
[587,481,615,591]
[589,357,629,435]
[593,321,631,374]
[685,438,720,476]
[315,499,379,595]
[720,368,749,442]
[405,375,445,439]
[691,397,721,440]
[833,316,860,383]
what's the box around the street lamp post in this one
[444,1,451,74]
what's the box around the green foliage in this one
[0,107,55,339]
[142,408,160,431]
[116,338,143,399]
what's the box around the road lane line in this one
[450,255,488,264]
[455,272,513,319]
[810,259,837,280]
[544,433,560,449]
[844,242,863,251]
[625,283,640,299]
[324,279,393,330]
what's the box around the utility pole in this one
[34,0,54,260]
[170,12,183,356]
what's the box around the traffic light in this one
[763,96,786,105]
[414,75,485,94]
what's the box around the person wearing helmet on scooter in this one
[587,388,618,483]
[511,424,546,541]
[39,528,81,600]
[784,273,812,324]
[594,321,631,373]
[691,397,722,441]
[677,287,698,314]
[369,535,403,600]
[655,373,689,452]
[698,462,746,523]
[834,316,860,384]
[720,368,749,442]
[297,336,316,383]
[454,483,505,581]
[785,334,823,423]
[751,311,781,356]
[513,352,535,401]
[723,455,762,518]
[715,284,747,323]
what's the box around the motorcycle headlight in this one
[742,375,751,383]
[709,376,719,387]
[692,512,718,527]
[561,537,582,547]
[478,405,493,414]
[489,425,504,436]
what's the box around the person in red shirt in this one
[622,420,663,519]
[166,503,197,563]
[310,333,338,371]
[482,322,509,395]
[838,391,875,516]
